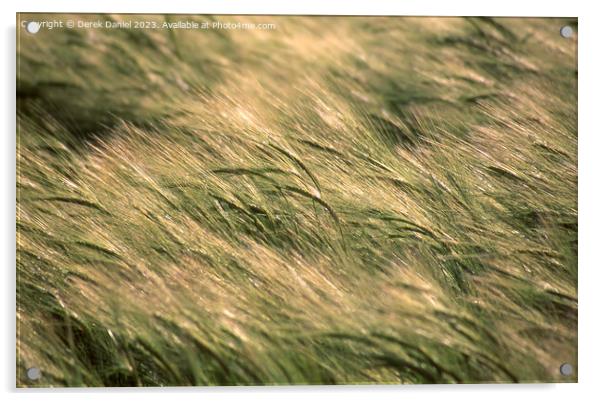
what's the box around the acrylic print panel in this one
[16,14,577,387]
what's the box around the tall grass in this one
[17,15,577,386]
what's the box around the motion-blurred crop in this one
[16,15,577,386]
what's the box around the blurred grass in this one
[17,14,577,386]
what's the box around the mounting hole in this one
[25,21,41,34]
[559,363,573,376]
[560,25,573,38]
[26,367,42,381]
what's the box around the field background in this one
[17,14,577,386]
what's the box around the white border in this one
[5,0,582,16]
[3,1,600,400]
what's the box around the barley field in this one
[16,15,578,386]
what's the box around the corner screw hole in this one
[560,25,573,38]
[26,367,41,381]
[559,363,573,376]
